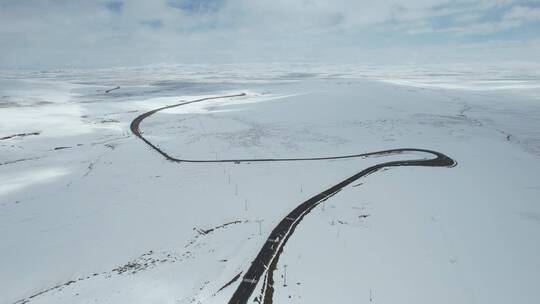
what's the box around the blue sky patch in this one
[105,1,123,14]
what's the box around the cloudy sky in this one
[1,0,540,68]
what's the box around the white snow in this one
[1,64,539,304]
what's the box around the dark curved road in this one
[129,93,456,304]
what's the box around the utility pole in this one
[255,219,263,236]
[235,183,238,196]
[283,264,288,287]
[244,199,248,212]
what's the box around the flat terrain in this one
[1,65,539,304]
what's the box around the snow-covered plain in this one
[1,64,539,304]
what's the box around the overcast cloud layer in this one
[1,0,540,68]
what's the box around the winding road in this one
[130,93,456,304]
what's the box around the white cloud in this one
[0,0,539,68]
[505,5,540,21]
[394,0,540,35]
